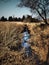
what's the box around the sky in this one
[0,0,49,19]
[0,0,35,18]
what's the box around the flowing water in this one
[21,27,32,57]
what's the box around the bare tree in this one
[18,0,49,24]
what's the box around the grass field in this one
[0,21,49,65]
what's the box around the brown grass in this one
[0,22,49,65]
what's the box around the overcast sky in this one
[0,0,35,18]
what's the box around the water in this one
[23,31,30,41]
[21,30,32,57]
[22,31,30,48]
[21,41,30,48]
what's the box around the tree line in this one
[0,15,40,22]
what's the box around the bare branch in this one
[18,0,49,24]
[36,8,45,20]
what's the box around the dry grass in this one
[0,22,49,65]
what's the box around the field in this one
[0,21,49,65]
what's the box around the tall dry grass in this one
[0,22,49,65]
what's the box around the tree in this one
[26,15,32,22]
[17,17,22,21]
[22,15,25,21]
[27,15,32,19]
[0,16,7,21]
[8,16,13,21]
[19,0,49,24]
[13,17,18,21]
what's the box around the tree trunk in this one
[36,9,49,25]
[44,19,48,25]
[44,9,49,25]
